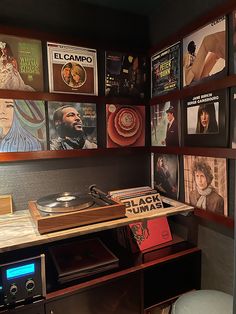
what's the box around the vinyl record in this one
[36,192,95,214]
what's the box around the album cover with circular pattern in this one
[106,104,145,148]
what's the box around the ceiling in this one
[80,0,161,16]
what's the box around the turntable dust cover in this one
[47,42,98,95]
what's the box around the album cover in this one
[105,51,146,98]
[152,153,179,200]
[182,16,226,87]
[129,217,172,252]
[151,100,179,147]
[48,101,97,150]
[183,89,228,147]
[151,42,180,97]
[184,155,227,216]
[0,99,46,152]
[47,42,98,95]
[0,35,43,91]
[106,104,145,147]
[231,87,236,148]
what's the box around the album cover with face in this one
[106,104,145,148]
[151,42,180,97]
[0,99,46,152]
[47,42,98,95]
[183,89,228,147]
[105,51,146,98]
[151,100,179,147]
[151,153,179,200]
[0,34,44,91]
[184,155,227,216]
[48,101,97,150]
[182,16,226,87]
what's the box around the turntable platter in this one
[36,192,95,214]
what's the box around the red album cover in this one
[129,217,172,252]
[106,104,145,147]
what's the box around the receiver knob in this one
[9,284,18,296]
[25,279,35,292]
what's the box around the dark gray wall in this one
[1,154,150,211]
[149,0,227,46]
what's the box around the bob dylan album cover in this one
[106,104,145,148]
[151,42,180,97]
[182,16,226,87]
[151,100,179,147]
[183,89,228,147]
[152,153,179,200]
[184,155,227,216]
[47,42,98,95]
[48,102,97,150]
[0,99,46,152]
[0,34,43,91]
[105,51,146,98]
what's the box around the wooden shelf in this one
[0,147,148,162]
[194,208,234,228]
[150,146,236,159]
[150,74,236,105]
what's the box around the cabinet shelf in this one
[151,146,236,159]
[150,74,236,105]
[0,147,148,162]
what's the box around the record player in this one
[28,185,126,234]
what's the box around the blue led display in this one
[6,263,35,280]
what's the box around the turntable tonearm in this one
[28,185,126,234]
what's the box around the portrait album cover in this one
[0,99,46,152]
[151,42,181,97]
[184,155,227,216]
[151,153,179,200]
[47,42,98,95]
[105,51,146,98]
[0,34,44,91]
[151,100,179,147]
[183,89,228,147]
[182,16,226,87]
[48,101,97,150]
[106,104,145,148]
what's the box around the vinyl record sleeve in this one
[106,104,145,148]
[0,34,43,91]
[151,42,180,97]
[105,51,146,98]
[0,99,46,152]
[183,89,228,147]
[152,153,179,200]
[48,101,97,150]
[184,155,227,216]
[182,16,226,87]
[151,100,180,147]
[47,42,98,95]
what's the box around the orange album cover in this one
[106,104,145,147]
[129,217,172,252]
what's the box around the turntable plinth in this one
[28,200,126,234]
